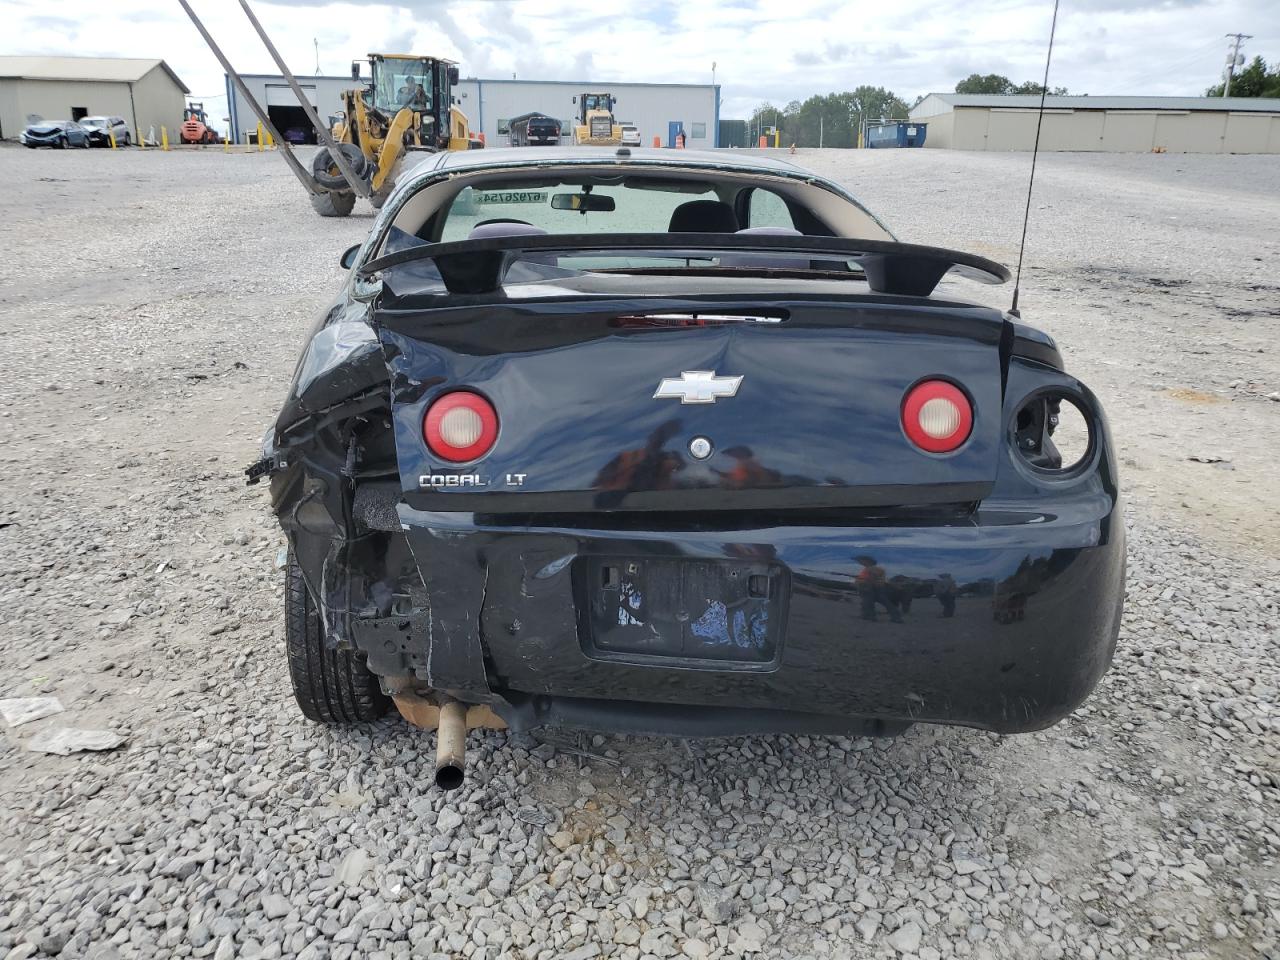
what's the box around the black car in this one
[251,148,1124,789]
[509,113,562,146]
[21,119,91,148]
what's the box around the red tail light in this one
[902,380,972,453]
[423,391,498,462]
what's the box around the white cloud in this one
[1,0,1276,124]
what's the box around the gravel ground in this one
[0,143,1277,960]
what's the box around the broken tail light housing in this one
[424,391,499,463]
[902,380,973,453]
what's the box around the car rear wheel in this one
[310,190,356,217]
[58,135,67,149]
[285,550,389,724]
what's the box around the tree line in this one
[1205,56,1280,98]
[746,75,1071,148]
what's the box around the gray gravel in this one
[0,143,1277,960]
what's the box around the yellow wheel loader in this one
[177,0,482,219]
[572,92,622,146]
[317,54,482,214]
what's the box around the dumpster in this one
[866,122,927,148]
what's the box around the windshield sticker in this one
[475,191,548,204]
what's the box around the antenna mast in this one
[1010,0,1061,317]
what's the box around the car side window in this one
[747,189,795,229]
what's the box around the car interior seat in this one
[467,220,558,271]
[667,200,741,233]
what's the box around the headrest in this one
[667,200,740,234]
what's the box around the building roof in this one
[912,93,1280,115]
[0,56,189,93]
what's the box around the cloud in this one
[0,0,1276,125]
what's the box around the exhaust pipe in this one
[435,700,467,791]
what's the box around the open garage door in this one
[266,83,319,145]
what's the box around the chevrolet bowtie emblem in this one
[653,370,743,404]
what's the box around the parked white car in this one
[619,123,641,146]
[80,116,132,147]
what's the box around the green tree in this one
[1205,55,1280,98]
[955,74,1068,95]
[955,73,1016,94]
[748,87,909,147]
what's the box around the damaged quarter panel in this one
[274,297,388,432]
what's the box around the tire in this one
[122,133,131,147]
[311,143,368,191]
[310,191,356,217]
[58,136,68,149]
[285,551,389,724]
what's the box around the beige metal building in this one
[0,56,189,141]
[909,94,1280,153]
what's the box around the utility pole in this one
[1223,33,1251,96]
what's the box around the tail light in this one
[902,380,972,453]
[423,391,498,462]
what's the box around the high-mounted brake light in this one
[902,380,972,453]
[424,391,498,463]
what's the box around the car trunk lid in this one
[376,293,1007,513]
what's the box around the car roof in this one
[430,146,813,177]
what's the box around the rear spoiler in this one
[358,233,1011,298]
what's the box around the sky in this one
[2,0,1277,124]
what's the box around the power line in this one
[1120,36,1227,90]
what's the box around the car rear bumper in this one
[392,496,1124,736]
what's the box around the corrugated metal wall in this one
[917,106,1280,153]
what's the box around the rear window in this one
[440,179,727,241]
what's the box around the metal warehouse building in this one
[0,56,188,141]
[454,78,719,148]
[909,94,1280,153]
[226,72,719,148]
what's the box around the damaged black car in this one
[251,148,1124,789]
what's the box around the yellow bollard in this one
[223,134,229,154]
[257,121,264,152]
[161,126,169,150]
[108,129,117,149]
[138,128,145,149]
[265,128,275,149]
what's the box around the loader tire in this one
[285,551,389,724]
[311,142,368,191]
[310,190,356,218]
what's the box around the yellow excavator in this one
[177,0,482,218]
[314,54,482,215]
[572,92,622,146]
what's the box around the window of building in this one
[497,119,510,135]
[691,122,707,139]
